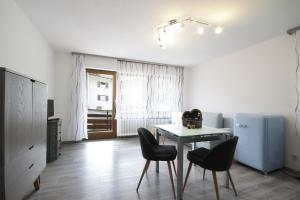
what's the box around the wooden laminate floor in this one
[27,137,300,200]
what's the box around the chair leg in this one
[171,160,177,175]
[145,159,151,173]
[203,169,206,180]
[212,171,220,200]
[167,161,176,199]
[192,142,196,150]
[227,170,238,196]
[136,160,151,191]
[183,161,192,192]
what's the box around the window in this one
[97,81,109,88]
[87,72,113,111]
[98,95,108,101]
[117,61,183,119]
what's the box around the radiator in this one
[117,118,171,136]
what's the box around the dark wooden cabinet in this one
[0,68,47,200]
[47,119,62,162]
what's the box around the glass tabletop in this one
[155,124,230,137]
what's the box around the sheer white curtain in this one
[295,31,300,136]
[116,60,183,136]
[67,54,88,141]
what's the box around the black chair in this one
[183,136,239,200]
[136,128,177,198]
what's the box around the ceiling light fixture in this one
[167,19,183,33]
[157,37,167,50]
[215,26,223,34]
[197,26,205,35]
[156,18,223,49]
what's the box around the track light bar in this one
[156,18,223,49]
[287,26,300,35]
[157,18,210,31]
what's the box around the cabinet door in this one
[0,70,5,200]
[31,82,47,164]
[4,72,32,164]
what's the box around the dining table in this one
[155,124,231,200]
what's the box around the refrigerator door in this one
[234,113,265,171]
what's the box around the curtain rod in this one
[71,51,183,68]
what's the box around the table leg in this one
[192,142,196,150]
[177,139,184,200]
[156,128,160,173]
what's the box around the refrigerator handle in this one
[236,123,248,128]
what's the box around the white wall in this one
[185,34,300,170]
[0,0,55,98]
[54,52,72,141]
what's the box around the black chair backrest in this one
[137,128,158,160]
[203,136,238,171]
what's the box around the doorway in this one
[86,69,117,139]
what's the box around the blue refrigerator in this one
[234,113,285,174]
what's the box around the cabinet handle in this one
[29,163,34,169]
[29,145,34,150]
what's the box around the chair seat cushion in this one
[187,147,210,166]
[152,145,177,161]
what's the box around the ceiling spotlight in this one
[158,29,167,41]
[173,22,183,32]
[157,37,166,50]
[215,26,223,34]
[197,27,204,35]
[159,43,166,50]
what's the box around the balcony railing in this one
[87,109,112,133]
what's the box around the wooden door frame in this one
[86,68,117,140]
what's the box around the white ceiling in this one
[15,0,300,66]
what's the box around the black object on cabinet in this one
[0,68,47,200]
[47,118,62,162]
[47,99,54,118]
